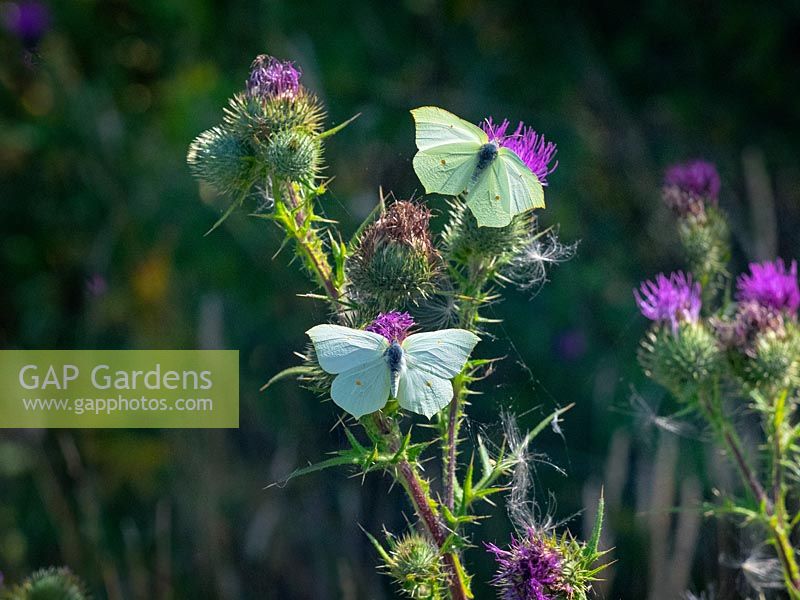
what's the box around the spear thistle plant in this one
[189,53,606,599]
[635,160,800,597]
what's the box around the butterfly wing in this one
[401,329,480,379]
[397,329,479,417]
[411,106,487,195]
[497,147,545,215]
[330,357,391,418]
[395,364,453,418]
[464,147,545,227]
[306,324,389,374]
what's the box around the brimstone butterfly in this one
[306,324,479,419]
[411,106,545,228]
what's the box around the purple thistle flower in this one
[481,118,558,185]
[714,300,785,356]
[366,311,415,342]
[736,259,800,316]
[634,271,702,332]
[664,160,721,202]
[486,528,564,600]
[246,54,302,100]
[2,1,50,47]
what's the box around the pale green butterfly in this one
[411,106,545,228]
[306,324,479,419]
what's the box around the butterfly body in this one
[411,106,545,227]
[306,324,479,418]
[384,341,405,398]
[475,142,499,175]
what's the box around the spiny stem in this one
[372,414,469,600]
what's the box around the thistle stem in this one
[372,414,469,600]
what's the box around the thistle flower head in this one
[366,311,415,342]
[481,118,558,185]
[714,300,785,356]
[246,54,302,100]
[634,272,702,332]
[186,126,257,193]
[2,566,89,600]
[736,259,800,316]
[664,160,720,202]
[2,1,50,47]
[348,200,441,310]
[486,528,565,600]
[378,532,446,599]
[262,128,321,182]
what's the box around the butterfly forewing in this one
[411,106,487,151]
[306,324,389,374]
[331,357,392,418]
[401,330,480,379]
[497,147,545,214]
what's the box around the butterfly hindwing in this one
[497,147,545,215]
[396,361,454,418]
[330,357,392,418]
[465,148,545,227]
[306,324,389,374]
[412,145,481,196]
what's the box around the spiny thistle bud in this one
[638,321,721,399]
[381,533,446,599]
[223,55,323,144]
[714,301,786,357]
[186,126,257,193]
[348,200,441,310]
[262,128,321,182]
[741,327,800,392]
[676,207,730,292]
[442,197,532,266]
[2,567,89,600]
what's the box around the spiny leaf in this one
[260,365,315,391]
[318,112,361,139]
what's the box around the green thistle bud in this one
[348,200,441,311]
[2,567,89,600]
[186,126,257,193]
[736,326,800,394]
[262,129,321,182]
[223,90,326,143]
[639,322,721,399]
[677,207,730,299]
[442,197,531,267]
[383,533,446,599]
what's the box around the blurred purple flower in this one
[554,328,587,362]
[634,271,701,332]
[481,118,558,185]
[664,160,720,202]
[246,54,302,100]
[86,273,107,297]
[736,259,800,316]
[2,1,50,47]
[714,300,785,355]
[366,311,415,342]
[486,528,564,600]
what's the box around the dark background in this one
[2,1,800,598]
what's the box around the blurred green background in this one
[2,1,800,598]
